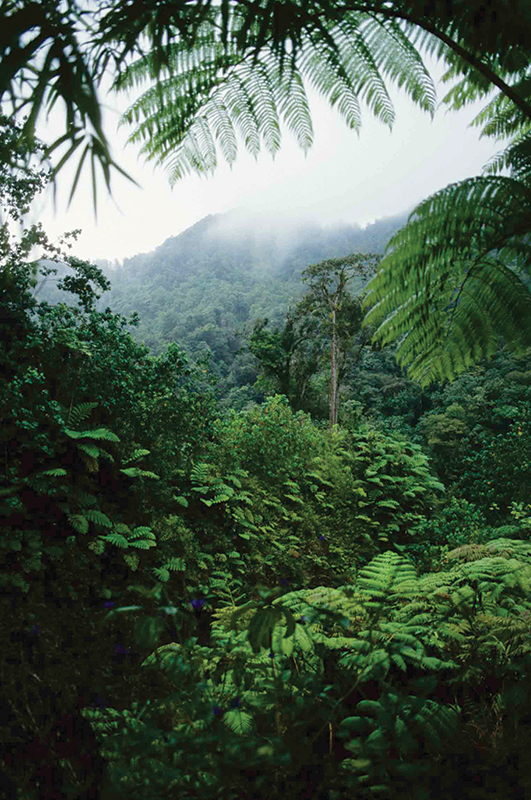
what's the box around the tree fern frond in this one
[152,567,171,582]
[445,544,493,563]
[358,18,436,115]
[487,539,531,561]
[127,539,156,550]
[100,533,129,548]
[76,442,101,459]
[363,173,531,384]
[161,556,186,572]
[68,514,89,535]
[123,552,140,570]
[56,401,99,428]
[452,68,531,142]
[75,491,97,508]
[483,131,531,185]
[358,552,417,598]
[38,468,67,477]
[222,708,254,735]
[118,9,435,181]
[120,467,160,479]
[190,462,211,484]
[124,449,151,464]
[130,527,156,540]
[113,523,131,534]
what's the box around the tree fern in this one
[442,58,531,146]
[119,466,160,479]
[357,551,419,607]
[123,448,151,463]
[152,555,186,583]
[99,532,129,548]
[83,508,113,528]
[57,400,99,428]
[5,0,531,226]
[64,426,121,442]
[38,467,67,477]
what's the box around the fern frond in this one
[113,523,132,534]
[222,708,254,735]
[38,468,67,477]
[124,449,151,464]
[364,173,531,385]
[75,491,97,508]
[65,427,121,442]
[152,567,171,582]
[445,544,492,563]
[120,467,160,479]
[99,533,129,548]
[76,442,101,459]
[68,514,89,535]
[123,552,140,570]
[358,552,417,599]
[118,10,435,182]
[84,509,112,528]
[190,462,211,484]
[57,401,99,427]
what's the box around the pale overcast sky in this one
[28,57,501,263]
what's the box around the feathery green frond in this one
[120,467,160,479]
[84,509,112,528]
[38,467,67,477]
[99,533,129,548]
[123,449,151,463]
[56,400,99,427]
[363,173,531,385]
[222,708,254,735]
[76,442,101,460]
[357,552,418,602]
[65,427,121,442]
[119,10,435,181]
[68,514,89,535]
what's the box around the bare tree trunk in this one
[329,307,339,427]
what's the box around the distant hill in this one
[36,207,409,405]
[107,206,409,282]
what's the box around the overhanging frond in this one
[363,173,531,385]
[118,10,436,181]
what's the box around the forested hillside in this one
[3,3,531,800]
[36,209,408,407]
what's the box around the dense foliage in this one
[36,209,405,411]
[3,2,531,798]
[3,113,531,800]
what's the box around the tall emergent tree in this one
[297,253,379,426]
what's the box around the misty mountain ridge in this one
[97,206,410,284]
[36,207,409,406]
